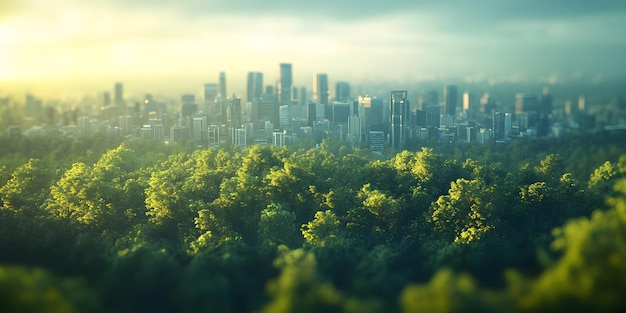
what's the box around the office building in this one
[540,87,553,114]
[258,93,277,127]
[103,92,111,106]
[279,63,292,105]
[358,95,385,134]
[390,90,409,149]
[246,72,263,104]
[114,82,123,107]
[331,101,350,124]
[425,105,441,128]
[170,124,188,141]
[78,116,91,137]
[492,112,512,142]
[307,100,316,127]
[181,94,197,118]
[204,84,218,103]
[300,87,307,107]
[335,82,351,102]
[313,74,329,119]
[515,93,538,115]
[208,125,219,147]
[228,97,242,130]
[219,72,226,97]
[369,131,385,154]
[273,131,286,148]
[348,116,361,142]
[233,128,246,149]
[192,117,207,144]
[279,105,292,132]
[443,85,458,117]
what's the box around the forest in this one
[1,131,626,313]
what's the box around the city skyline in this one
[1,0,626,97]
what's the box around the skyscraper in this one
[103,92,111,106]
[181,94,197,118]
[515,93,538,115]
[114,82,123,107]
[313,74,329,119]
[204,84,218,103]
[246,72,263,104]
[300,87,307,107]
[540,87,553,114]
[443,85,458,117]
[219,72,227,98]
[335,81,350,102]
[390,90,409,149]
[228,97,242,131]
[492,111,512,142]
[307,100,316,127]
[425,105,441,128]
[279,63,292,105]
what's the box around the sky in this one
[1,0,625,98]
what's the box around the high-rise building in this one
[114,82,123,107]
[390,91,409,149]
[369,131,385,154]
[246,72,263,104]
[279,105,292,132]
[348,116,361,142]
[233,128,246,149]
[307,100,316,127]
[279,63,292,105]
[443,85,458,117]
[153,124,165,141]
[331,101,350,124]
[228,97,242,130]
[358,96,385,133]
[313,74,329,119]
[300,87,307,107]
[208,124,219,147]
[103,92,111,106]
[515,93,538,115]
[219,72,227,97]
[540,87,553,114]
[425,105,441,128]
[78,116,91,137]
[192,117,207,143]
[258,93,277,127]
[204,84,218,103]
[181,94,197,118]
[492,111,512,142]
[273,131,286,148]
[335,82,351,102]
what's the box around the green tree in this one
[401,269,511,313]
[507,178,626,312]
[0,265,98,313]
[588,161,618,196]
[258,203,299,253]
[302,210,345,249]
[431,178,497,244]
[262,246,382,313]
[145,153,196,239]
[0,159,54,214]
[46,145,146,234]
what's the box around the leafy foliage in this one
[1,131,626,312]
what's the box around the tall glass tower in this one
[279,63,292,105]
[390,90,409,149]
[314,74,329,119]
[443,85,458,117]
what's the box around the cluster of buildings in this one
[3,63,620,153]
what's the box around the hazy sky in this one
[1,0,625,97]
